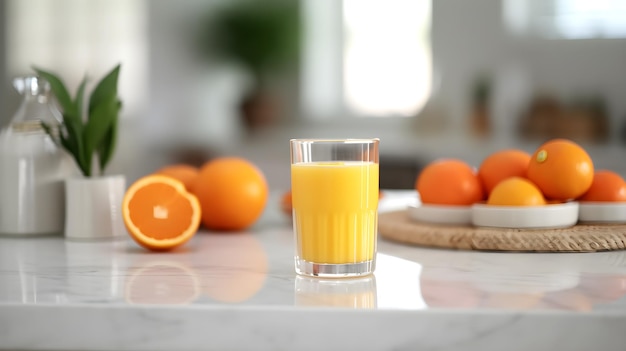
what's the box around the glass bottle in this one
[0,76,75,235]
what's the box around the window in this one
[504,0,626,39]
[302,0,432,119]
[6,0,148,118]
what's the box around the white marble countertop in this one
[2,191,626,351]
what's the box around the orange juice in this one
[291,161,379,264]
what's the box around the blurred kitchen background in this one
[0,0,625,190]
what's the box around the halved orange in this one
[123,175,201,251]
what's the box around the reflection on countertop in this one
[2,218,626,312]
[3,191,626,350]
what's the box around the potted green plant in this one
[34,64,126,240]
[201,0,300,131]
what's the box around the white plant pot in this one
[65,175,126,240]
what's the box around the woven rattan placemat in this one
[378,210,626,252]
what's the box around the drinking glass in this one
[290,138,379,277]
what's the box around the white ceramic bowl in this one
[578,202,626,223]
[472,202,579,229]
[408,204,472,225]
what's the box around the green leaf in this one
[43,119,88,176]
[84,95,117,175]
[34,64,121,178]
[88,64,120,115]
[64,116,88,175]
[59,132,89,176]
[97,100,121,174]
[32,67,75,115]
[74,76,87,122]
[59,134,73,155]
[40,122,56,143]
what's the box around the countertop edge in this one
[3,304,626,351]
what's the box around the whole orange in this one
[195,157,269,231]
[280,190,292,217]
[416,159,484,206]
[155,164,199,192]
[578,170,626,202]
[487,177,546,206]
[527,139,594,201]
[478,149,531,194]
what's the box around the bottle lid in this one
[9,76,63,128]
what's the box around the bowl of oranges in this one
[413,139,626,229]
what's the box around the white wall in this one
[134,0,626,188]
[2,0,625,186]
[432,0,626,141]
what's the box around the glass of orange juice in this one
[290,138,379,277]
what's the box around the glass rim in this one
[290,138,379,144]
